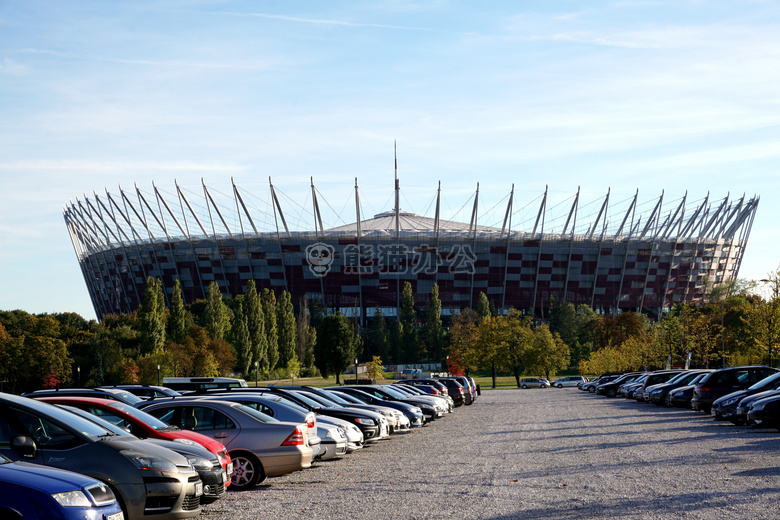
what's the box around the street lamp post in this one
[77,366,81,387]
[355,358,359,385]
[157,364,160,386]
[255,361,258,388]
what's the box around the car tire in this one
[588,386,596,393]
[230,452,265,490]
[521,385,528,389]
[606,388,616,398]
[556,383,563,388]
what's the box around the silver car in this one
[552,376,588,388]
[140,399,313,490]
[520,378,550,389]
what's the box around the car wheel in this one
[230,452,265,490]
[606,388,616,398]
[588,386,596,393]
[556,383,563,388]
[521,384,528,389]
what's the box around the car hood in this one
[0,460,109,493]
[99,436,190,466]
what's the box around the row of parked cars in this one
[0,374,479,519]
[579,364,780,429]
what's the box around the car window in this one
[85,407,130,430]
[8,408,83,450]
[188,406,235,430]
[733,370,750,384]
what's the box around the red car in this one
[34,396,232,489]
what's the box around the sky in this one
[2,0,780,322]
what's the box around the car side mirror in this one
[11,435,37,459]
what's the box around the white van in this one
[162,377,248,392]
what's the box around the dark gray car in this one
[0,393,203,520]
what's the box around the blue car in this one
[0,452,124,520]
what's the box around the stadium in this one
[63,177,759,323]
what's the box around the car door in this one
[152,404,241,449]
[0,407,83,468]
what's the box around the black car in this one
[326,387,425,427]
[638,370,685,402]
[338,385,441,421]
[420,378,465,406]
[691,366,778,413]
[22,387,144,406]
[596,372,644,398]
[437,377,476,405]
[666,372,710,407]
[745,393,780,429]
[645,370,710,406]
[735,388,780,425]
[711,371,780,423]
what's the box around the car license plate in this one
[106,513,124,520]
[222,470,228,483]
[227,462,233,475]
[195,482,203,496]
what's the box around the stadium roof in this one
[326,210,500,234]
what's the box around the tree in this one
[421,284,444,362]
[369,307,390,361]
[245,280,268,372]
[139,277,166,354]
[525,324,570,380]
[447,308,481,376]
[231,301,253,375]
[203,281,229,340]
[296,297,317,375]
[276,290,298,374]
[365,356,386,382]
[314,313,358,384]
[503,309,533,387]
[476,292,491,319]
[262,289,279,371]
[548,296,577,348]
[399,281,417,362]
[169,279,190,343]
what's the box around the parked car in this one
[162,377,248,392]
[338,384,444,421]
[638,370,685,402]
[736,389,780,426]
[646,370,710,405]
[0,452,125,520]
[666,372,710,407]
[326,387,425,428]
[0,392,203,520]
[22,387,144,406]
[59,405,228,505]
[102,385,183,399]
[520,378,550,389]
[711,371,780,422]
[32,396,232,489]
[621,376,648,399]
[552,376,588,388]
[424,378,466,406]
[387,384,453,413]
[745,394,780,429]
[581,375,620,393]
[139,398,313,490]
[596,372,644,397]
[691,366,779,413]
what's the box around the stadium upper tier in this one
[63,179,758,321]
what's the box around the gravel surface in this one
[201,389,780,520]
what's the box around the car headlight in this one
[354,418,374,425]
[751,402,766,412]
[651,389,662,395]
[173,438,202,448]
[411,407,422,414]
[721,397,740,407]
[186,455,215,471]
[52,490,92,507]
[122,450,178,472]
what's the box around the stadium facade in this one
[63,178,759,323]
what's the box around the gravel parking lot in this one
[201,388,780,520]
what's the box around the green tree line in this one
[2,273,779,393]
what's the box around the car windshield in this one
[16,399,116,438]
[285,391,323,409]
[60,406,133,437]
[748,371,780,390]
[320,390,354,405]
[298,391,340,407]
[107,401,173,430]
[268,395,310,414]
[377,386,407,399]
